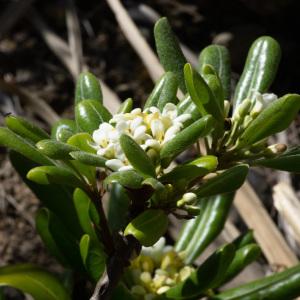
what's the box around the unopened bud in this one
[264,143,287,158]
[224,100,231,117]
[235,99,251,121]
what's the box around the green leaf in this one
[184,63,223,122]
[36,209,68,265]
[70,151,106,167]
[253,150,300,173]
[105,170,144,189]
[188,155,218,169]
[108,183,130,232]
[166,244,235,299]
[120,134,156,177]
[5,115,49,143]
[73,188,99,241]
[124,209,169,247]
[75,99,112,134]
[9,151,82,237]
[232,230,255,249]
[221,243,261,284]
[51,119,77,142]
[144,72,178,110]
[154,17,187,93]
[27,166,85,189]
[157,72,178,111]
[213,263,300,300]
[160,115,214,167]
[198,45,231,99]
[0,128,52,165]
[67,132,96,153]
[0,264,71,300]
[177,193,234,264]
[36,139,79,160]
[237,94,300,148]
[75,71,103,104]
[159,165,210,184]
[67,133,97,184]
[79,234,106,282]
[177,96,202,124]
[233,36,281,110]
[194,165,248,198]
[118,98,133,113]
[202,65,225,114]
[36,207,84,272]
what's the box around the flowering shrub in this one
[1,17,300,300]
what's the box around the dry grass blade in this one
[30,9,78,80]
[235,181,298,269]
[0,79,59,125]
[273,182,300,246]
[106,0,164,81]
[30,9,121,112]
[65,0,84,77]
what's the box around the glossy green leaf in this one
[36,207,84,272]
[233,36,281,110]
[160,115,214,167]
[105,170,144,189]
[144,72,178,109]
[177,96,202,125]
[36,208,68,265]
[0,264,70,300]
[75,99,112,134]
[154,17,187,93]
[166,244,235,299]
[253,150,300,173]
[67,133,96,153]
[9,151,82,237]
[124,209,168,247]
[194,165,248,198]
[70,151,106,167]
[188,155,218,169]
[27,166,84,189]
[202,65,224,114]
[237,94,300,148]
[142,177,165,191]
[108,183,130,232]
[51,119,77,142]
[177,193,234,264]
[232,230,255,249]
[79,234,106,282]
[184,63,224,122]
[213,264,300,300]
[160,165,210,184]
[75,71,103,104]
[67,133,97,184]
[0,128,52,165]
[157,72,178,111]
[5,115,49,143]
[118,98,133,113]
[120,134,156,177]
[198,45,231,99]
[73,189,99,241]
[36,139,78,160]
[221,244,261,284]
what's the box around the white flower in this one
[251,92,277,116]
[92,103,191,171]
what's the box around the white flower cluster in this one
[92,103,191,171]
[128,238,194,299]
